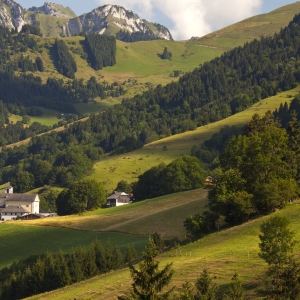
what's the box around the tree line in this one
[131,155,206,201]
[0,239,137,300]
[184,105,300,239]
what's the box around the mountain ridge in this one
[0,0,172,40]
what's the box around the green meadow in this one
[87,85,300,192]
[0,223,148,270]
[195,2,300,49]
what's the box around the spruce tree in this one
[112,246,123,269]
[84,245,97,278]
[129,237,174,299]
[224,273,245,300]
[124,244,137,265]
[195,269,218,300]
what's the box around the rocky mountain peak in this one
[64,4,173,40]
[0,0,25,32]
[28,1,76,19]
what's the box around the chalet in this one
[106,191,132,207]
[0,185,40,221]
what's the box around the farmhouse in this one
[0,186,40,221]
[106,191,132,207]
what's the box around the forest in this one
[54,39,77,79]
[84,34,117,70]
[184,106,300,239]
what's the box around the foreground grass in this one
[88,86,300,192]
[26,204,300,300]
[0,224,148,270]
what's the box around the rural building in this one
[106,191,132,207]
[0,185,40,221]
[19,212,57,220]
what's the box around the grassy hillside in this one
[18,35,222,100]
[17,189,208,240]
[87,85,300,192]
[194,2,300,49]
[0,188,207,270]
[25,203,300,300]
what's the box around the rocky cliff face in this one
[0,1,172,40]
[28,1,76,19]
[0,0,25,32]
[63,5,173,40]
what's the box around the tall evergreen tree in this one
[224,273,245,300]
[129,237,174,299]
[195,269,218,300]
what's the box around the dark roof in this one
[0,205,30,213]
[107,191,128,199]
[0,193,38,202]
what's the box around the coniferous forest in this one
[84,34,117,70]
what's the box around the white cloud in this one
[95,0,263,40]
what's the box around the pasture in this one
[26,204,300,300]
[194,2,300,49]
[17,189,208,240]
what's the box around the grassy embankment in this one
[87,85,300,192]
[25,204,300,300]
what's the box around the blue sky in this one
[16,0,296,39]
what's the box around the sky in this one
[16,0,296,40]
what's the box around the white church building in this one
[0,186,40,221]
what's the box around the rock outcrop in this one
[63,5,173,40]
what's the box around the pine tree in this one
[195,269,218,300]
[53,250,72,288]
[68,249,85,283]
[129,237,174,299]
[124,244,137,265]
[84,245,97,278]
[224,273,245,300]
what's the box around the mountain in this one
[27,1,76,19]
[63,5,173,40]
[0,1,172,40]
[0,0,25,32]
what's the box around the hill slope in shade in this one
[194,1,300,49]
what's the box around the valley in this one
[0,0,300,299]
